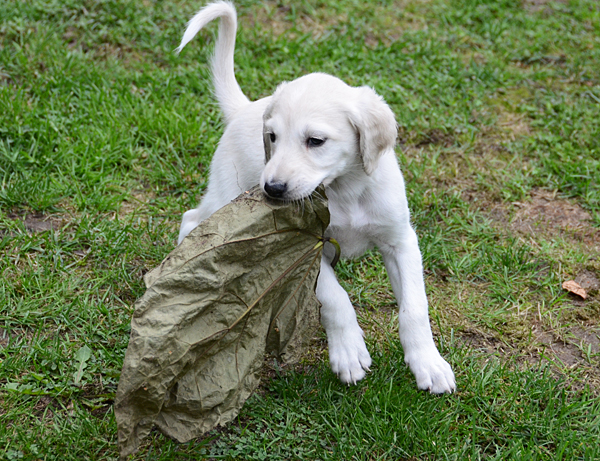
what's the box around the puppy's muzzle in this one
[263,182,287,199]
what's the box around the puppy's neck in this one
[326,165,372,201]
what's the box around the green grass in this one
[1,0,600,459]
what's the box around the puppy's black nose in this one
[264,182,287,198]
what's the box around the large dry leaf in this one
[114,186,329,459]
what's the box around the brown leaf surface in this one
[114,186,329,459]
[562,280,588,299]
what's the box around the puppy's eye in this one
[269,133,276,143]
[307,137,325,148]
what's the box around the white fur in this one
[177,1,455,392]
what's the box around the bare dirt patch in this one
[243,0,430,44]
[575,270,600,294]
[529,323,600,388]
[33,396,56,419]
[414,128,455,148]
[512,189,592,233]
[5,212,63,234]
[568,325,600,354]
[488,189,600,253]
[0,328,10,347]
[522,0,568,13]
[244,4,332,39]
[487,88,535,141]
[497,112,531,141]
[0,327,37,351]
[23,214,60,233]
[118,189,158,218]
[460,328,505,355]
[460,320,600,387]
[530,325,583,368]
[61,26,151,68]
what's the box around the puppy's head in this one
[260,73,397,200]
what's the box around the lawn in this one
[1,0,599,459]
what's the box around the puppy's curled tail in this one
[176,2,249,122]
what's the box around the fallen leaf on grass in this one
[73,345,92,385]
[562,280,588,299]
[114,186,330,459]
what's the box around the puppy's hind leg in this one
[317,256,372,384]
[177,184,234,244]
[178,208,205,245]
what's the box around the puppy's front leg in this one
[380,228,456,394]
[316,256,372,384]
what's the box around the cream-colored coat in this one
[177,1,455,392]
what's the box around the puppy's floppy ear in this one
[261,88,282,164]
[347,86,397,175]
[263,129,272,162]
[262,105,274,163]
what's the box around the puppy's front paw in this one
[405,349,455,394]
[328,329,372,385]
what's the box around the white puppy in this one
[177,2,455,393]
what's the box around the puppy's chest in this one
[326,202,375,258]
